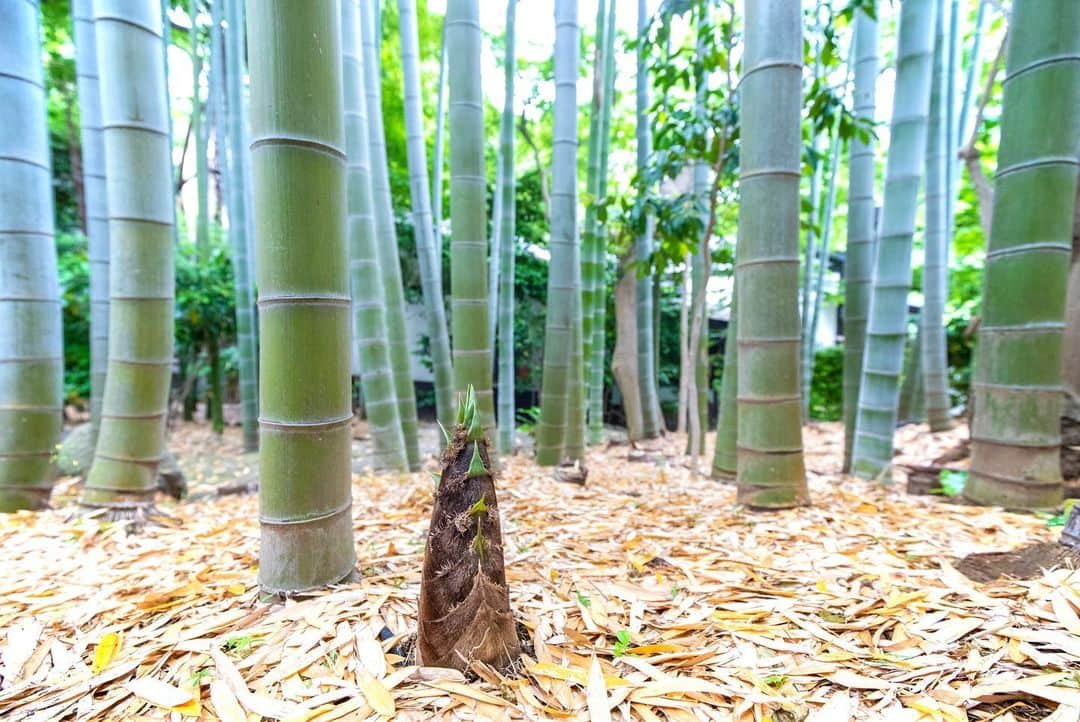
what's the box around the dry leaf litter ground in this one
[1,420,1078,721]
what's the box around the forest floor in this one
[2,420,1079,721]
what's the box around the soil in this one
[956,541,1080,582]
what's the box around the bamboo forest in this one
[4,0,1080,718]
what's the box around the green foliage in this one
[377,2,446,214]
[510,170,550,395]
[175,230,236,356]
[613,629,632,656]
[56,233,90,404]
[937,469,967,498]
[515,406,541,436]
[808,346,844,421]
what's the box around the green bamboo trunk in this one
[634,0,661,438]
[921,0,953,431]
[247,0,355,591]
[565,280,587,461]
[898,325,924,424]
[686,10,710,456]
[191,1,209,255]
[536,0,581,466]
[447,0,496,433]
[496,0,518,456]
[343,0,407,472]
[359,0,421,468]
[581,0,606,445]
[689,155,709,451]
[223,0,258,452]
[967,0,1079,510]
[81,0,175,508]
[943,0,960,265]
[587,0,617,446]
[800,134,824,422]
[735,0,809,508]
[160,0,179,249]
[850,0,937,481]
[842,8,879,472]
[397,0,455,434]
[711,287,737,480]
[0,0,63,513]
[489,151,503,349]
[956,1,986,152]
[432,27,447,262]
[72,0,108,445]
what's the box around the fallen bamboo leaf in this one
[91,631,120,673]
[586,656,612,722]
[124,677,194,708]
[357,672,395,717]
[209,679,246,722]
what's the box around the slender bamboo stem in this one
[72,0,108,445]
[398,0,455,435]
[582,0,607,443]
[635,0,661,438]
[496,0,518,456]
[344,0,407,471]
[0,0,63,512]
[711,285,737,479]
[587,0,617,445]
[921,0,954,431]
[191,1,209,256]
[851,0,937,480]
[536,0,581,466]
[359,0,421,469]
[223,0,258,452]
[432,26,447,261]
[841,7,879,473]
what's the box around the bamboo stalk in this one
[81,0,176,508]
[343,0,407,471]
[851,0,937,480]
[536,0,581,466]
[359,0,422,468]
[247,0,355,591]
[587,0,617,445]
[735,0,809,508]
[841,8,879,472]
[921,0,954,431]
[0,0,63,512]
[397,0,455,435]
[582,0,607,444]
[447,0,496,433]
[72,0,109,445]
[635,0,662,439]
[967,0,1079,510]
[496,0,518,456]
[223,0,258,452]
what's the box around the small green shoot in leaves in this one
[575,591,591,608]
[224,635,258,655]
[613,630,631,657]
[764,674,788,688]
[190,667,213,686]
